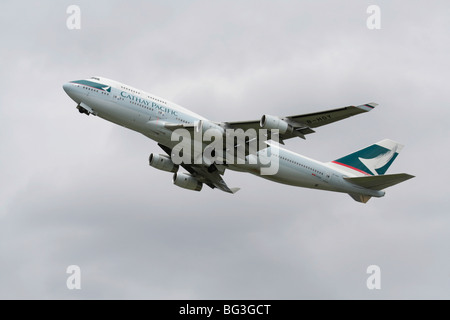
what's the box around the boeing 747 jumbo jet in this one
[63,77,414,203]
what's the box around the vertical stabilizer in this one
[330,139,404,176]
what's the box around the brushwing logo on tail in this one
[359,145,398,176]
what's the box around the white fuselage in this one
[62,77,384,198]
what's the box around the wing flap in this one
[158,144,239,194]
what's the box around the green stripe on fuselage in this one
[71,80,111,92]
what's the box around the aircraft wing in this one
[183,164,240,194]
[225,103,377,142]
[158,144,240,194]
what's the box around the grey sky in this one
[0,0,449,299]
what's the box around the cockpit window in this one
[91,77,100,81]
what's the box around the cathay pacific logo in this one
[120,91,178,116]
[359,146,398,175]
[101,85,111,93]
[332,140,402,176]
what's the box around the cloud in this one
[1,0,449,299]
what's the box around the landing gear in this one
[207,164,218,173]
[77,105,90,116]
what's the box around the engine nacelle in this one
[260,114,291,134]
[173,172,203,191]
[149,154,179,173]
[196,120,225,136]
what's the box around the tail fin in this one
[330,139,404,176]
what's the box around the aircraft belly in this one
[240,163,321,189]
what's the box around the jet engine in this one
[260,114,291,134]
[173,172,203,191]
[149,154,179,173]
[195,120,225,136]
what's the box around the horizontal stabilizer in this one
[344,173,415,191]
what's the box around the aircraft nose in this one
[63,82,72,94]
[63,82,81,104]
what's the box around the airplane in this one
[63,76,414,203]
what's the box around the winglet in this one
[356,102,378,112]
